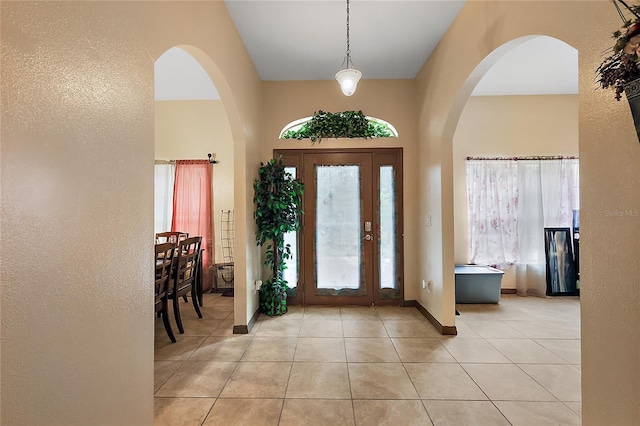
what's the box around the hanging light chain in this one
[345,0,353,68]
[346,0,351,57]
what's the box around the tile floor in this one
[154,294,581,425]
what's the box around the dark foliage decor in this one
[597,3,640,100]
[253,157,304,317]
[282,110,394,142]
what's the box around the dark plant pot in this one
[624,78,640,143]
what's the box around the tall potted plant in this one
[253,156,304,316]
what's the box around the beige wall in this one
[261,80,420,301]
[453,94,579,288]
[417,2,639,424]
[2,1,639,425]
[155,100,235,265]
[1,2,261,425]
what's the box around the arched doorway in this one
[153,46,237,336]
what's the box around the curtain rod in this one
[154,153,220,165]
[466,155,578,161]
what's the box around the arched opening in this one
[446,35,580,334]
[154,46,236,338]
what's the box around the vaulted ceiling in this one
[155,1,578,101]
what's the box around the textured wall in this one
[416,1,639,424]
[1,2,260,424]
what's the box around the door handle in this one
[364,234,372,241]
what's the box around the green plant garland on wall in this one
[281,110,394,143]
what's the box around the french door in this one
[277,149,403,306]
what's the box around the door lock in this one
[364,221,372,232]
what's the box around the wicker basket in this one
[214,262,234,291]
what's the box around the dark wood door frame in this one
[276,148,404,306]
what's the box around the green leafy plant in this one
[282,110,394,142]
[253,156,304,316]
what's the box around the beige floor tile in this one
[255,319,302,336]
[280,399,355,426]
[241,337,298,361]
[462,319,527,338]
[505,320,581,339]
[423,400,510,426]
[535,339,581,364]
[304,306,342,319]
[294,337,347,362]
[155,361,237,397]
[440,338,511,363]
[342,320,388,337]
[280,305,305,320]
[286,362,351,399]
[154,336,206,361]
[375,306,423,320]
[494,401,581,425]
[198,305,233,320]
[450,320,482,338]
[220,361,292,398]
[348,362,419,399]
[345,337,400,362]
[564,401,582,417]
[354,400,432,426]
[154,397,215,426]
[299,319,344,337]
[210,319,235,336]
[154,360,183,392]
[383,320,441,338]
[405,363,487,400]
[518,364,582,402]
[188,335,251,361]
[203,398,283,426]
[391,338,456,363]
[462,363,556,401]
[340,306,379,320]
[154,295,582,425]
[178,318,224,337]
[487,338,568,364]
[202,294,234,307]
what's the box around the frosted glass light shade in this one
[335,68,362,96]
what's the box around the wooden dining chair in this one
[155,242,176,343]
[170,236,203,334]
[155,231,189,245]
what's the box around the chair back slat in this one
[155,242,175,307]
[174,237,201,294]
[155,231,189,245]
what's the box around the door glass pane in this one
[379,166,396,290]
[316,165,362,291]
[283,166,298,289]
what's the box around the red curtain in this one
[172,160,214,292]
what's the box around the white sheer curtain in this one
[466,159,519,268]
[466,157,579,296]
[516,159,579,295]
[154,163,175,237]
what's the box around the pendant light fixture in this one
[335,0,361,96]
